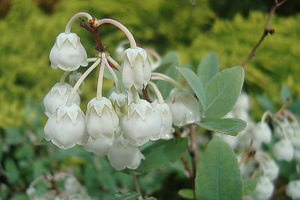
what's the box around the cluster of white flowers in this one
[215,92,300,199]
[43,12,201,170]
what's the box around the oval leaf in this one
[197,52,219,87]
[135,137,188,173]
[205,66,244,119]
[196,137,243,200]
[196,118,246,136]
[176,66,206,111]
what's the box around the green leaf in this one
[195,137,243,200]
[243,179,257,196]
[145,197,158,200]
[197,52,219,87]
[196,118,247,136]
[256,95,274,113]
[281,85,290,103]
[205,66,244,119]
[5,159,20,184]
[178,188,194,199]
[176,66,206,111]
[135,137,188,173]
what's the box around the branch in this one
[80,19,105,52]
[241,0,289,67]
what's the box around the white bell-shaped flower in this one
[273,139,294,161]
[84,136,113,156]
[286,180,300,199]
[165,88,201,127]
[43,82,80,117]
[251,122,272,144]
[44,103,88,149]
[121,99,162,146]
[152,100,174,139]
[109,91,128,115]
[253,176,274,200]
[121,47,151,91]
[50,32,88,71]
[86,97,119,139]
[262,159,279,181]
[107,134,145,170]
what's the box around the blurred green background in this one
[0,0,299,199]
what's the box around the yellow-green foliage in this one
[0,0,299,128]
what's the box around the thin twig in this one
[241,0,289,67]
[239,140,254,166]
[80,19,105,52]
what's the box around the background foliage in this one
[0,0,299,199]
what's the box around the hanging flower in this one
[121,47,151,91]
[50,32,88,71]
[165,88,201,127]
[107,134,145,170]
[109,91,128,115]
[43,82,80,117]
[44,103,88,149]
[151,100,173,139]
[251,122,272,144]
[273,139,294,161]
[84,135,114,156]
[121,99,162,146]
[86,97,119,139]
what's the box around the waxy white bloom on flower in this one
[152,100,173,139]
[50,32,88,71]
[286,180,300,199]
[44,103,88,149]
[86,97,119,139]
[109,91,128,115]
[121,47,151,91]
[251,122,272,144]
[165,88,201,127]
[84,136,113,156]
[254,176,274,200]
[43,82,80,117]
[273,139,294,161]
[107,134,145,170]
[121,99,162,146]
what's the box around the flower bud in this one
[44,103,88,149]
[86,97,119,139]
[109,91,128,115]
[121,99,162,146]
[251,122,272,144]
[43,83,80,117]
[121,47,151,91]
[165,88,200,127]
[286,180,300,199]
[254,176,274,200]
[107,134,145,170]
[273,139,294,161]
[84,136,113,156]
[152,100,174,139]
[50,32,88,71]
